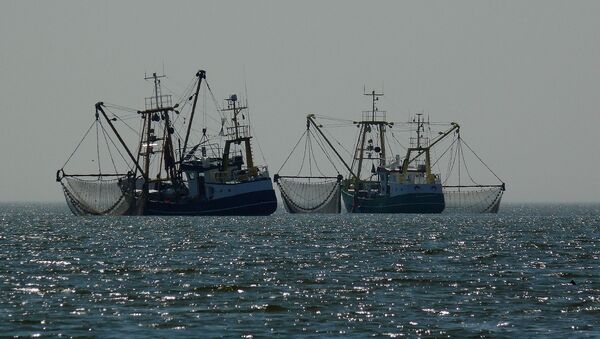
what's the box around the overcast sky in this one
[1,0,599,203]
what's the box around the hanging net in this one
[431,130,505,214]
[277,177,341,213]
[275,115,351,214]
[443,186,503,214]
[60,175,135,216]
[57,104,143,216]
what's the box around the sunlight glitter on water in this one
[0,203,599,337]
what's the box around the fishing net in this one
[277,178,341,213]
[60,175,135,215]
[443,186,503,214]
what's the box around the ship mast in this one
[352,89,387,180]
[401,120,460,184]
[221,95,255,176]
[181,70,206,157]
[137,72,179,206]
[415,113,424,148]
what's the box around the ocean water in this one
[0,203,598,337]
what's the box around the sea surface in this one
[0,203,598,337]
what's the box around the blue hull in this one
[341,190,445,214]
[145,189,278,216]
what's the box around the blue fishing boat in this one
[336,92,458,214]
[57,70,277,216]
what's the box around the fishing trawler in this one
[339,92,458,213]
[276,90,505,214]
[56,70,277,216]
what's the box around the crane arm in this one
[405,122,459,166]
[307,114,356,179]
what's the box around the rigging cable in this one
[349,124,363,176]
[385,134,395,166]
[172,76,198,126]
[205,81,225,120]
[459,137,480,185]
[458,139,462,188]
[95,119,102,175]
[99,120,119,174]
[104,107,140,136]
[60,120,97,170]
[389,131,407,151]
[175,76,198,106]
[243,89,268,166]
[431,136,458,168]
[460,137,504,183]
[297,131,309,176]
[443,139,459,185]
[308,137,326,177]
[100,120,131,170]
[203,84,207,132]
[310,128,341,174]
[276,129,308,174]
[307,133,313,176]
[103,103,139,114]
[314,115,354,123]
[323,127,353,157]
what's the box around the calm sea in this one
[0,203,598,337]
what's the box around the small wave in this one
[192,284,252,293]
[251,304,288,312]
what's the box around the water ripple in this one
[0,203,599,336]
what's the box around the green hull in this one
[341,187,445,213]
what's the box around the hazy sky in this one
[1,0,599,203]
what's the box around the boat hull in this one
[341,188,445,214]
[145,188,277,216]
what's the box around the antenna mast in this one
[353,88,387,179]
[136,72,178,207]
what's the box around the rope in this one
[95,120,102,175]
[103,103,139,114]
[349,124,363,176]
[61,120,96,169]
[460,137,504,183]
[104,107,140,136]
[459,138,480,185]
[297,132,309,176]
[385,133,396,166]
[431,136,457,168]
[101,124,131,169]
[308,134,328,177]
[277,129,308,174]
[205,81,224,120]
[323,128,353,157]
[172,76,198,126]
[443,140,458,185]
[243,92,268,166]
[310,129,340,174]
[457,139,461,187]
[99,120,118,174]
[313,115,354,123]
[176,76,198,106]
